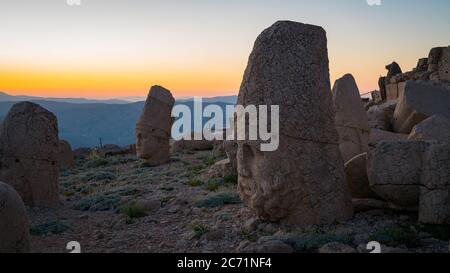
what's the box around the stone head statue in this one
[0,102,60,207]
[136,85,175,165]
[236,21,353,226]
[385,62,402,78]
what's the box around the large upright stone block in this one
[419,142,450,224]
[367,141,430,208]
[438,46,450,81]
[236,21,353,226]
[393,81,450,134]
[332,74,370,162]
[0,102,59,207]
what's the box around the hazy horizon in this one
[1,0,450,98]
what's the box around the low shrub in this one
[193,224,209,239]
[121,204,148,219]
[194,192,241,208]
[368,225,421,248]
[30,220,68,236]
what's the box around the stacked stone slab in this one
[366,101,397,131]
[0,102,60,207]
[393,81,450,134]
[367,141,429,208]
[369,128,408,144]
[419,142,450,224]
[236,21,353,226]
[438,46,450,81]
[0,182,30,253]
[368,137,450,224]
[332,74,370,162]
[377,45,450,102]
[57,140,75,169]
[135,86,175,166]
[408,115,450,142]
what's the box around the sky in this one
[0,0,449,99]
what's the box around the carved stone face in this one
[135,126,170,165]
[136,129,157,160]
[237,135,354,226]
[237,138,293,222]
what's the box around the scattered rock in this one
[172,132,214,152]
[408,115,450,142]
[352,198,388,213]
[367,101,397,131]
[96,144,134,157]
[243,217,261,232]
[367,141,430,208]
[205,228,225,241]
[318,242,356,253]
[205,159,236,179]
[240,239,294,253]
[369,128,408,144]
[135,199,161,213]
[73,148,92,160]
[0,182,30,253]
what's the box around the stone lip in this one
[238,20,338,144]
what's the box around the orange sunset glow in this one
[1,0,449,99]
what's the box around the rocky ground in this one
[28,151,450,253]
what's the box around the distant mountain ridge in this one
[0,93,237,148]
[0,91,238,105]
[0,92,131,104]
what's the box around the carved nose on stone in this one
[238,144,254,178]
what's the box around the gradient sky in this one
[0,0,449,98]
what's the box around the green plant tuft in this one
[193,224,209,239]
[30,220,68,236]
[121,204,148,219]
